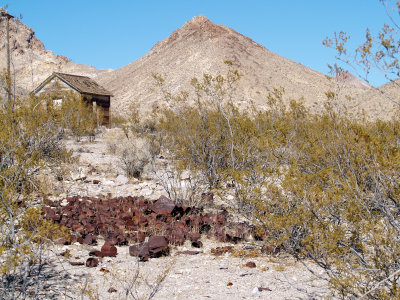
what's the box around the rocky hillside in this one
[96,15,387,118]
[0,17,111,98]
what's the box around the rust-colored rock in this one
[89,250,102,257]
[152,195,175,215]
[100,243,117,257]
[132,231,146,243]
[168,228,185,245]
[70,261,84,266]
[83,234,97,245]
[245,261,256,268]
[44,194,258,261]
[129,244,150,261]
[120,212,132,221]
[86,257,99,268]
[261,245,280,255]
[192,240,203,248]
[176,250,201,255]
[201,192,214,204]
[187,232,201,242]
[148,236,169,257]
[55,238,70,245]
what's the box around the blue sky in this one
[4,0,395,86]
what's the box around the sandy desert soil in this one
[46,240,331,300]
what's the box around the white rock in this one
[226,195,235,201]
[142,188,153,196]
[183,268,192,275]
[60,199,68,207]
[103,180,115,186]
[116,175,129,185]
[180,170,191,180]
[71,168,87,181]
[251,287,259,297]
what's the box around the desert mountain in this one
[97,15,390,118]
[2,14,397,119]
[0,16,111,99]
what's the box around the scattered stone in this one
[93,179,101,184]
[192,240,203,248]
[69,261,84,266]
[176,250,201,255]
[107,287,117,293]
[152,195,175,215]
[227,282,233,286]
[141,188,153,196]
[251,287,259,297]
[261,245,280,255]
[44,195,255,262]
[83,234,97,245]
[180,170,191,180]
[187,232,201,242]
[55,238,70,245]
[100,243,117,257]
[258,287,272,292]
[148,236,169,257]
[85,257,99,268]
[245,261,256,268]
[200,192,214,204]
[129,244,150,261]
[71,171,86,181]
[116,174,129,185]
[226,195,235,201]
[211,246,233,256]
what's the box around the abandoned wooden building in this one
[33,72,112,126]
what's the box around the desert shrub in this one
[0,95,70,299]
[103,128,152,178]
[150,66,400,298]
[120,138,151,179]
[57,92,100,141]
[110,111,128,128]
[252,105,400,299]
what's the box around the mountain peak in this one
[181,14,227,36]
[190,14,211,24]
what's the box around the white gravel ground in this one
[45,239,332,300]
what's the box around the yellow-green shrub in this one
[0,94,70,298]
[149,69,400,298]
